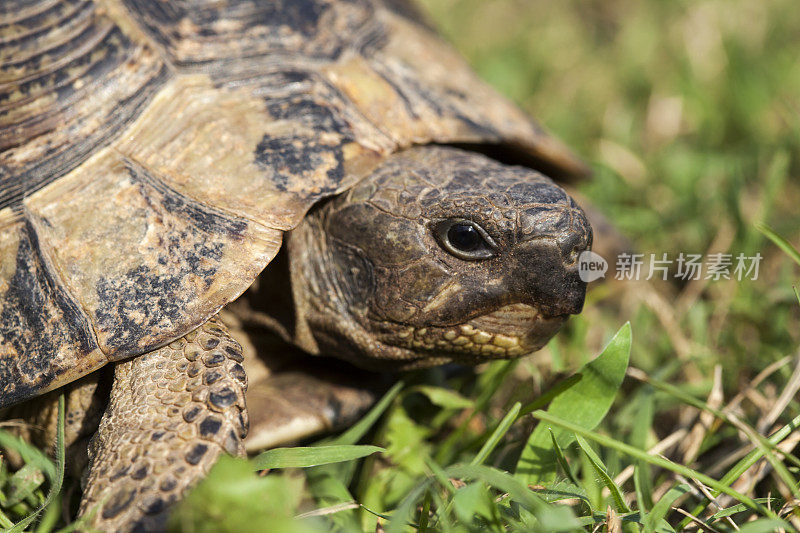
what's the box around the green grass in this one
[3,0,800,531]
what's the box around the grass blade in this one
[517,322,631,484]
[410,385,473,410]
[305,470,361,531]
[252,445,384,470]
[682,412,800,525]
[710,499,781,521]
[385,478,431,533]
[435,360,518,464]
[471,402,520,466]
[631,389,655,512]
[423,456,456,494]
[756,223,800,267]
[736,518,793,532]
[9,394,65,533]
[445,464,550,513]
[574,435,630,513]
[445,464,581,531]
[633,371,800,502]
[303,384,403,531]
[633,369,800,485]
[0,434,55,482]
[517,373,583,418]
[418,490,432,532]
[643,483,691,533]
[0,510,13,530]
[549,429,580,487]
[531,410,776,518]
[5,465,45,507]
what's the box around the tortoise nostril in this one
[566,245,581,266]
[560,234,587,267]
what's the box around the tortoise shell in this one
[0,0,586,407]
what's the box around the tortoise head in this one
[287,146,592,370]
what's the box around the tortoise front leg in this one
[79,316,248,532]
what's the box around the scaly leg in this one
[79,316,248,532]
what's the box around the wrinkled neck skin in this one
[277,146,592,371]
[285,214,389,364]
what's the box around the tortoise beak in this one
[506,238,589,319]
[468,303,567,354]
[508,202,592,318]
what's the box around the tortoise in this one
[0,0,595,530]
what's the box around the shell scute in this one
[23,151,281,361]
[0,218,105,405]
[0,0,167,211]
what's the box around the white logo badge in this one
[578,250,608,282]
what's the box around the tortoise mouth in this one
[377,303,567,363]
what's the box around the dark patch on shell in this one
[254,135,345,193]
[93,240,221,352]
[223,429,240,455]
[229,363,247,384]
[186,364,202,378]
[109,464,131,481]
[123,0,378,65]
[225,346,244,362]
[125,160,247,238]
[0,221,99,407]
[202,351,225,367]
[201,337,219,349]
[265,93,352,135]
[253,76,355,194]
[159,477,177,492]
[91,162,251,356]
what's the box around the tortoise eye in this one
[433,219,497,260]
